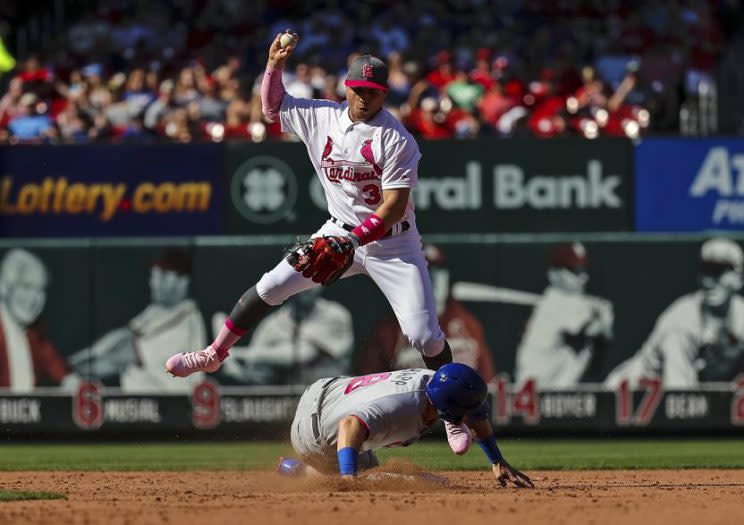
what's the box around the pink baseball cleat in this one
[166,347,223,377]
[444,421,471,455]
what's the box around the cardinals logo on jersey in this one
[360,139,382,176]
[320,137,383,183]
[321,136,334,160]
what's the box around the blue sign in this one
[0,144,223,237]
[636,138,744,231]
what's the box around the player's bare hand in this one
[268,31,297,69]
[493,460,534,489]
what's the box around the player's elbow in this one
[339,415,356,431]
[338,415,369,443]
[339,415,364,433]
[262,106,279,123]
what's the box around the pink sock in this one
[210,319,246,361]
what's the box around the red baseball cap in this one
[549,242,587,270]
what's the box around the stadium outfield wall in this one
[0,235,743,437]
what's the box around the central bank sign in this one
[636,138,744,231]
[413,138,631,232]
[414,159,621,211]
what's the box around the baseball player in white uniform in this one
[605,238,744,389]
[515,243,613,388]
[70,248,206,393]
[277,363,533,488]
[167,32,468,451]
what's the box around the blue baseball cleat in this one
[276,456,307,476]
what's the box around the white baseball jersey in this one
[605,292,744,389]
[300,368,434,453]
[279,94,420,226]
[515,286,613,388]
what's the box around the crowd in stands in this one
[0,0,739,144]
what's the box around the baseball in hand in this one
[280,32,297,49]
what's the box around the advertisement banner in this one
[415,138,633,233]
[224,139,633,234]
[636,138,744,231]
[0,144,223,237]
[0,139,632,237]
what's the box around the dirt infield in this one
[0,468,742,525]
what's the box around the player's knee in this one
[422,337,445,357]
[256,273,289,306]
[402,323,444,357]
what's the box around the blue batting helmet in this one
[426,363,487,423]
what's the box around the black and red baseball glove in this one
[285,235,355,286]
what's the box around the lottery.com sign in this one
[0,144,223,236]
[635,138,744,231]
[0,177,211,221]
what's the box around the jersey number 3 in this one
[362,184,381,205]
[344,372,391,394]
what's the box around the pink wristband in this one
[352,214,386,245]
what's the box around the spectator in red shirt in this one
[469,48,495,92]
[405,97,453,140]
[573,66,608,112]
[478,82,516,129]
[427,51,456,91]
[528,78,567,138]
[17,55,52,85]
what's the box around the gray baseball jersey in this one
[290,368,434,464]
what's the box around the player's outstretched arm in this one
[468,417,535,489]
[336,415,369,477]
[262,32,297,122]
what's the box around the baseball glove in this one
[285,235,355,286]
